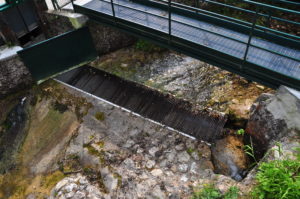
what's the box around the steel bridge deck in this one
[74,0,300,89]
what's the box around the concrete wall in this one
[43,10,136,55]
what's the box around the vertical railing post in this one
[168,0,171,44]
[51,0,58,10]
[110,0,116,18]
[242,7,259,69]
[266,0,274,28]
[70,0,74,10]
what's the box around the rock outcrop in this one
[246,86,300,158]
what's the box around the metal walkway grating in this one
[74,0,300,87]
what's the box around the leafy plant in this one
[271,142,283,156]
[224,186,239,199]
[252,158,300,199]
[191,185,239,199]
[244,136,258,167]
[191,185,221,199]
[236,129,245,136]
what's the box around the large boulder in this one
[245,86,300,159]
[211,135,248,181]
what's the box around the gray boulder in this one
[246,86,300,159]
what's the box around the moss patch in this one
[95,112,105,121]
[0,168,65,199]
[41,171,65,189]
[34,79,93,121]
[83,143,106,165]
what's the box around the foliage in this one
[244,136,258,167]
[252,158,300,199]
[187,147,195,155]
[236,129,245,136]
[223,186,239,199]
[191,185,221,199]
[191,185,240,199]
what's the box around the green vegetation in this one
[83,143,106,165]
[187,147,195,155]
[95,111,105,121]
[191,185,221,199]
[41,171,65,189]
[236,129,245,136]
[191,185,239,199]
[244,137,258,167]
[252,159,300,198]
[252,148,300,199]
[234,129,258,167]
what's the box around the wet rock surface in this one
[0,97,28,173]
[91,47,273,119]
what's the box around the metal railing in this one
[155,0,300,40]
[104,0,299,67]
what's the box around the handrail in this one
[243,0,300,15]
[105,0,300,42]
[105,0,300,62]
[150,0,300,40]
[267,0,300,6]
[204,0,300,26]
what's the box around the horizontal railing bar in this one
[243,0,300,15]
[107,0,249,43]
[266,0,300,6]
[154,0,300,40]
[103,0,300,61]
[204,0,300,26]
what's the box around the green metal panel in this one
[18,27,97,82]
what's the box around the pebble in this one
[151,169,163,176]
[178,164,189,173]
[145,159,156,169]
[177,151,190,163]
[149,147,159,156]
